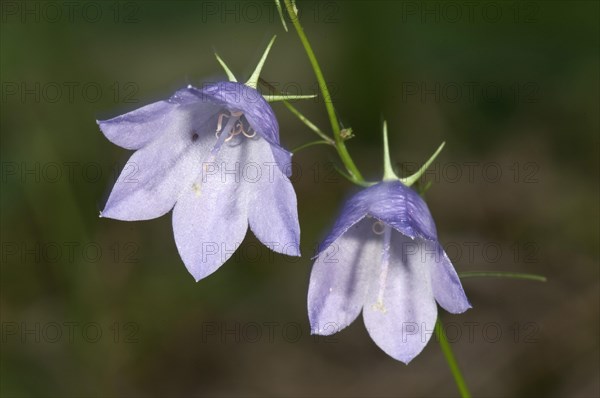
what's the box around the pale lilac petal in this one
[100,81,300,280]
[308,218,379,335]
[363,233,438,364]
[246,140,300,256]
[314,190,369,257]
[101,103,221,221]
[97,87,208,150]
[428,243,471,314]
[172,137,253,281]
[268,143,293,177]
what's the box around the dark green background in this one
[1,1,598,396]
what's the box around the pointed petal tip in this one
[288,245,301,257]
[397,355,414,365]
[438,295,472,314]
[453,301,473,314]
[380,344,426,364]
[307,321,320,336]
[308,322,339,336]
[283,243,302,257]
[97,207,120,221]
[189,267,213,283]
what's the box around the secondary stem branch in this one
[283,0,364,183]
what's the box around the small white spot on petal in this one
[372,300,388,314]
[192,183,202,196]
[187,84,192,89]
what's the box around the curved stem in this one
[332,163,372,187]
[436,320,471,398]
[292,140,332,153]
[283,101,333,144]
[458,271,547,282]
[283,0,364,183]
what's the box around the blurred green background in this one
[1,1,598,396]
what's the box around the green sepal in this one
[246,35,277,89]
[382,120,397,181]
[400,142,445,187]
[263,94,316,102]
[214,53,237,82]
[274,0,288,32]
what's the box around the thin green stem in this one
[458,271,547,282]
[436,320,471,398]
[282,101,333,144]
[332,163,372,187]
[292,140,332,153]
[283,0,364,183]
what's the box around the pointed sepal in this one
[263,94,317,102]
[246,35,277,89]
[274,0,288,32]
[400,142,445,187]
[382,120,397,181]
[214,53,237,82]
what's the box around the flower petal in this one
[363,233,438,364]
[308,219,379,335]
[429,244,471,314]
[97,87,208,150]
[315,181,438,258]
[195,82,292,175]
[367,181,437,241]
[172,137,254,281]
[101,103,221,221]
[314,191,369,258]
[198,82,279,143]
[247,140,300,256]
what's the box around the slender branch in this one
[292,140,332,153]
[283,0,365,183]
[332,163,372,187]
[458,271,547,282]
[283,101,333,144]
[436,320,471,398]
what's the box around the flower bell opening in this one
[191,110,261,196]
[215,111,257,143]
[211,111,255,155]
